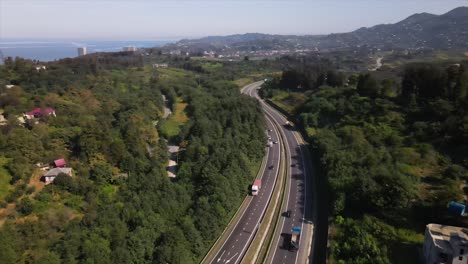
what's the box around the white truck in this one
[251,179,262,196]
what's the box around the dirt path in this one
[369,57,383,71]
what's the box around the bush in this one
[17,197,34,215]
[26,186,36,195]
[54,173,76,192]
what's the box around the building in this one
[152,63,168,68]
[42,167,73,185]
[423,223,468,264]
[26,108,56,118]
[122,46,137,52]
[34,65,46,72]
[0,114,6,126]
[54,158,67,168]
[78,47,87,56]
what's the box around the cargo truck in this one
[290,226,301,251]
[251,179,262,195]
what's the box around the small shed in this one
[448,201,465,216]
[54,158,67,168]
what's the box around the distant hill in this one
[167,7,468,52]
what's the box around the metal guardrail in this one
[241,108,289,264]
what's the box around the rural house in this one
[42,167,73,185]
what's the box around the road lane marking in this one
[225,252,238,264]
[217,250,226,263]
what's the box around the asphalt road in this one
[209,86,282,264]
[243,82,315,264]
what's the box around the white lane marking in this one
[217,250,226,263]
[225,252,239,264]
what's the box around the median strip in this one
[241,109,290,264]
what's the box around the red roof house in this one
[26,108,56,118]
[54,158,67,168]
[27,108,42,117]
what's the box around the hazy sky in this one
[0,0,467,40]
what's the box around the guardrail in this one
[241,109,289,264]
[263,98,326,264]
[252,109,291,264]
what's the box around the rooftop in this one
[43,167,72,177]
[427,223,468,254]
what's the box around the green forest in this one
[261,58,468,263]
[0,53,269,263]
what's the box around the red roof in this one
[54,158,66,168]
[27,108,55,116]
[27,108,42,116]
[44,108,55,115]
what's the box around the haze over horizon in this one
[1,0,467,40]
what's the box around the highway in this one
[243,81,315,264]
[208,85,283,264]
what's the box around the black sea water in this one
[0,40,170,62]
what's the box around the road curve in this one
[207,83,283,264]
[243,81,315,264]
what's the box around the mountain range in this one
[166,7,468,53]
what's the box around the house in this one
[0,114,6,126]
[34,65,47,72]
[54,158,67,168]
[152,63,168,68]
[423,223,468,264]
[26,108,56,118]
[42,167,72,185]
[27,108,42,118]
[43,108,56,116]
[17,116,26,124]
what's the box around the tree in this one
[54,173,76,192]
[17,197,34,215]
[357,73,379,97]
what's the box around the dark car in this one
[285,210,291,218]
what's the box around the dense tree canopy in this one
[262,59,468,263]
[0,52,266,263]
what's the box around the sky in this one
[0,0,467,40]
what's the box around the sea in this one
[0,39,173,62]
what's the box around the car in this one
[285,210,291,218]
[268,129,273,132]
[269,165,274,170]
[267,136,272,140]
[291,164,296,167]
[273,141,278,144]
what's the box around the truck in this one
[290,226,301,251]
[251,179,262,196]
